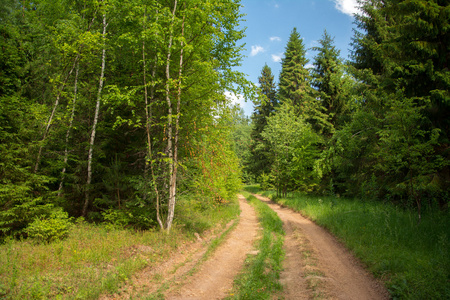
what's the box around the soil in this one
[102,193,390,299]
[253,193,389,300]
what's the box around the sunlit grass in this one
[0,196,240,299]
[245,186,450,299]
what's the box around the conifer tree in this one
[311,30,351,133]
[278,27,329,133]
[336,0,449,207]
[248,64,278,181]
[278,28,311,108]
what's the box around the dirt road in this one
[253,193,389,300]
[166,195,260,299]
[104,193,389,299]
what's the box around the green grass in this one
[0,197,240,299]
[245,186,450,299]
[226,192,284,299]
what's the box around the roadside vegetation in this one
[245,185,449,299]
[0,196,240,299]
[226,192,284,299]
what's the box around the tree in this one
[332,0,449,206]
[248,64,278,181]
[278,27,328,133]
[262,102,322,196]
[1,0,249,238]
[311,30,352,133]
[84,10,108,217]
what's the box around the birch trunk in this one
[143,9,164,229]
[166,6,185,232]
[83,13,107,217]
[58,61,80,196]
[34,56,79,173]
[164,0,178,232]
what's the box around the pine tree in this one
[339,0,449,207]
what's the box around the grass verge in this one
[0,196,240,299]
[244,186,450,299]
[226,192,284,299]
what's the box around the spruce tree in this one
[278,27,328,133]
[311,30,352,133]
[339,0,449,206]
[278,27,311,108]
[248,64,278,181]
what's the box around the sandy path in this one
[166,195,260,299]
[253,193,389,300]
[102,193,389,299]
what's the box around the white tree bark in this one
[166,4,185,232]
[34,56,79,173]
[143,8,164,229]
[58,60,80,196]
[163,0,178,232]
[83,13,107,217]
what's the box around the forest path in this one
[252,193,389,300]
[103,193,389,299]
[102,195,260,299]
[165,195,260,299]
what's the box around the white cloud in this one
[224,91,254,116]
[270,36,281,42]
[271,54,282,63]
[332,0,362,17]
[224,91,245,106]
[250,45,264,56]
[305,63,314,69]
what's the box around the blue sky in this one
[228,0,362,116]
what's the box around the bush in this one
[25,209,72,243]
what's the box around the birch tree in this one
[83,12,108,217]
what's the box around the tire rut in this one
[166,195,260,299]
[253,193,389,300]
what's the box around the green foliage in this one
[311,30,353,133]
[1,0,249,236]
[0,193,240,299]
[25,208,72,243]
[262,103,322,196]
[278,27,310,107]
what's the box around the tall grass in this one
[0,196,240,299]
[226,192,284,299]
[245,186,450,299]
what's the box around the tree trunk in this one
[83,13,107,217]
[166,4,185,232]
[35,55,79,173]
[164,0,178,232]
[58,60,80,196]
[143,8,164,229]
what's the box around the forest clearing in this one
[1,0,448,299]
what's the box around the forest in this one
[0,0,448,240]
[241,0,449,221]
[1,0,250,238]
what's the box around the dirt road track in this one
[102,194,389,299]
[166,195,260,299]
[253,193,389,300]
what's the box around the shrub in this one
[25,209,72,243]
